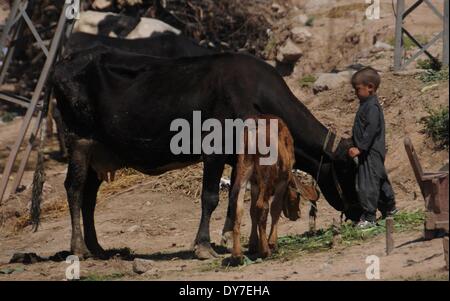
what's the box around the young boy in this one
[348,67,398,228]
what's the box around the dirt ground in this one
[0,0,449,281]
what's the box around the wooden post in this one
[444,236,449,270]
[443,0,449,67]
[386,217,394,255]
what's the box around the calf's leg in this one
[255,187,271,258]
[194,156,225,260]
[268,183,287,251]
[65,138,92,258]
[231,166,253,261]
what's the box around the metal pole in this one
[10,110,43,193]
[0,4,69,204]
[394,0,405,71]
[0,0,21,50]
[0,1,24,86]
[443,0,449,66]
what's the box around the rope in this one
[314,129,331,188]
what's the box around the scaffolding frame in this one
[394,0,449,71]
[0,0,73,204]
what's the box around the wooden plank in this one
[386,217,394,255]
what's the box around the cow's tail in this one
[30,88,52,232]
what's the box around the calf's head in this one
[283,185,301,221]
[283,175,321,221]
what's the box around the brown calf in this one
[231,115,304,261]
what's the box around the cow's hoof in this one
[71,247,92,260]
[248,243,258,255]
[194,244,219,260]
[220,231,233,251]
[90,246,107,260]
[227,255,244,267]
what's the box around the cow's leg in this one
[248,184,259,254]
[65,138,92,258]
[53,106,68,158]
[194,156,225,260]
[82,167,104,257]
[220,166,236,250]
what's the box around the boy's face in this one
[354,83,374,100]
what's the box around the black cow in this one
[65,32,213,57]
[51,47,361,260]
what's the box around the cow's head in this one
[319,137,362,221]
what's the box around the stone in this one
[393,69,427,76]
[304,0,337,13]
[132,258,155,274]
[291,14,309,25]
[127,225,140,232]
[92,0,113,10]
[313,73,349,94]
[277,39,302,63]
[374,41,393,51]
[420,83,439,93]
[291,27,312,44]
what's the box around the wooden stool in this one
[404,137,449,239]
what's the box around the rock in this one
[420,84,439,93]
[291,14,309,25]
[373,41,393,51]
[92,0,113,10]
[271,3,282,12]
[132,258,155,274]
[277,39,302,63]
[313,73,349,94]
[393,69,427,76]
[117,0,143,6]
[291,27,312,44]
[265,60,277,68]
[304,0,337,13]
[345,31,360,45]
[127,225,140,232]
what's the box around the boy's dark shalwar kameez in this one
[352,95,395,222]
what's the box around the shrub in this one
[299,74,317,87]
[423,107,449,148]
[419,66,449,83]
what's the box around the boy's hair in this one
[351,67,381,90]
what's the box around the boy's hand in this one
[348,147,361,158]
